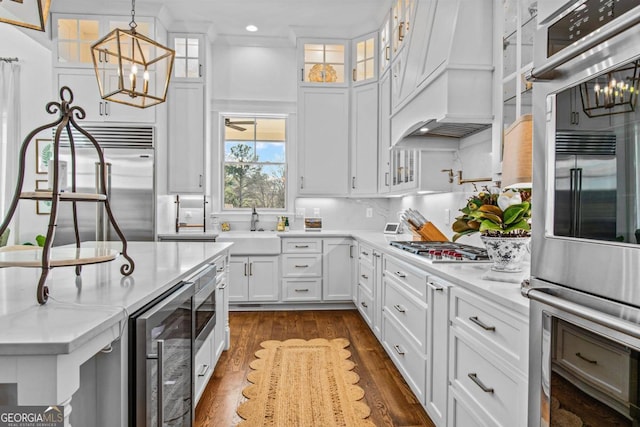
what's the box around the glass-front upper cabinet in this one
[392,0,415,55]
[298,40,348,87]
[53,14,154,68]
[379,13,391,75]
[170,33,205,82]
[501,0,537,130]
[390,148,417,192]
[352,33,377,85]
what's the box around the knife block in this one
[410,222,449,242]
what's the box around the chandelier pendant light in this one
[90,0,175,109]
[579,60,640,118]
[0,0,51,31]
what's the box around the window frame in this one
[220,113,289,212]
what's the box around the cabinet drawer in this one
[282,278,322,301]
[383,277,427,352]
[450,287,528,372]
[357,285,374,328]
[448,387,493,427]
[358,242,374,264]
[556,321,630,401]
[282,239,322,253]
[382,313,426,403]
[384,255,428,303]
[450,332,523,427]
[358,260,374,294]
[194,337,213,402]
[282,254,322,277]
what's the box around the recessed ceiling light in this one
[246,25,258,32]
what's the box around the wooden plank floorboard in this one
[195,310,435,427]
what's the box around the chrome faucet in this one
[250,206,259,231]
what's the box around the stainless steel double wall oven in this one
[526,1,640,426]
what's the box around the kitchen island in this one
[0,241,232,427]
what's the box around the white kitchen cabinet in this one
[448,286,529,427]
[281,237,322,302]
[350,82,379,196]
[170,33,205,83]
[167,82,205,194]
[55,69,155,123]
[351,32,377,85]
[425,276,452,427]
[213,255,229,360]
[391,0,415,56]
[298,88,349,195]
[555,87,613,131]
[357,242,383,338]
[194,333,213,404]
[378,70,392,194]
[228,256,279,302]
[322,238,354,301]
[379,13,392,75]
[53,14,155,68]
[298,39,348,87]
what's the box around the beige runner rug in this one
[237,338,374,427]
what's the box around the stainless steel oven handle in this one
[526,288,640,341]
[527,7,640,81]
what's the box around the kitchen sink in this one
[215,232,281,255]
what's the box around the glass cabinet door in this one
[171,33,204,82]
[56,17,99,64]
[353,34,376,84]
[301,42,346,85]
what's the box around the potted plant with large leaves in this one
[452,189,531,272]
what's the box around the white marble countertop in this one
[0,241,233,355]
[157,231,219,240]
[212,229,529,314]
[350,231,530,316]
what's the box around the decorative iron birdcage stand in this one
[0,86,135,304]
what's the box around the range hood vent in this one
[390,0,494,148]
[409,120,492,139]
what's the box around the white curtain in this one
[0,61,20,223]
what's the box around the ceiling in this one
[52,0,392,40]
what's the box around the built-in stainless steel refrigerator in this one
[553,130,617,241]
[54,126,155,245]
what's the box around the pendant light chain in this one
[129,0,138,31]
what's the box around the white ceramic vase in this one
[480,235,531,272]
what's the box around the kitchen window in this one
[222,116,287,210]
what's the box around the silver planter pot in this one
[480,235,531,272]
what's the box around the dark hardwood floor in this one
[195,310,435,427]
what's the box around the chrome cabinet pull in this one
[99,101,104,116]
[199,64,203,77]
[147,339,165,425]
[105,101,109,115]
[361,274,368,279]
[427,282,444,291]
[385,172,390,186]
[199,174,203,187]
[295,288,309,292]
[361,251,369,256]
[295,245,309,248]
[374,252,381,258]
[395,271,406,278]
[468,373,494,393]
[294,264,309,268]
[244,263,248,276]
[393,344,405,356]
[352,176,356,189]
[469,316,496,331]
[361,301,368,308]
[249,263,253,276]
[197,364,210,377]
[394,304,406,313]
[575,352,598,364]
[352,68,357,82]
[301,68,304,81]
[349,245,354,258]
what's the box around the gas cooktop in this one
[389,241,491,263]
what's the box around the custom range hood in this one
[390,0,494,148]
